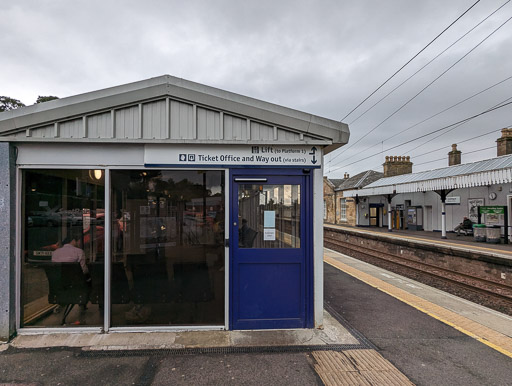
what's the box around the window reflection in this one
[21,170,105,327]
[238,184,301,249]
[111,170,225,326]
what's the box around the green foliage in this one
[0,96,25,112]
[35,95,59,104]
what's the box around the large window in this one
[21,168,225,328]
[110,170,225,326]
[21,169,105,327]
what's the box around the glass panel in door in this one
[238,184,300,249]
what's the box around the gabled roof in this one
[344,153,512,197]
[334,170,383,191]
[328,178,344,188]
[0,75,349,153]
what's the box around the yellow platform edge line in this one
[325,225,512,256]
[324,257,512,359]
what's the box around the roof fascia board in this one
[0,137,332,145]
[344,167,512,197]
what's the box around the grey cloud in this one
[1,1,511,176]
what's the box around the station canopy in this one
[344,154,512,197]
[0,75,349,154]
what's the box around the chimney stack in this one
[448,144,461,166]
[497,128,512,156]
[383,155,413,177]
[344,172,350,179]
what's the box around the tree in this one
[36,95,59,104]
[0,96,25,112]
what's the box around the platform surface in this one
[324,248,512,385]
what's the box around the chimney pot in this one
[497,128,512,156]
[383,154,413,177]
[448,143,461,166]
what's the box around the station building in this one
[0,75,349,340]
[342,130,512,240]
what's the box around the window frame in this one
[16,165,229,334]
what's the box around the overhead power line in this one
[415,146,495,167]
[330,100,512,172]
[402,96,512,155]
[347,0,511,126]
[339,0,482,122]
[372,76,512,147]
[330,126,510,176]
[328,74,512,165]
[330,16,512,164]
[413,128,502,159]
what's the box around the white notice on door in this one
[264,228,276,241]
[264,211,276,228]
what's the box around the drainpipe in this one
[355,195,359,226]
[387,194,392,232]
[334,191,337,224]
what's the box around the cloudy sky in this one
[2,1,511,177]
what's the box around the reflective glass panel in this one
[111,170,224,326]
[21,169,105,327]
[238,184,300,248]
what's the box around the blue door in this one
[230,169,312,330]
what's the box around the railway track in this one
[324,234,512,316]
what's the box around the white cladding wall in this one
[19,98,317,143]
[357,184,510,231]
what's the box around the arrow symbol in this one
[309,147,317,164]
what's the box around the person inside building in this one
[239,218,257,248]
[51,231,89,275]
[454,216,473,235]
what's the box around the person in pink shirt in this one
[51,233,89,275]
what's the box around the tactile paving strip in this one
[312,349,413,386]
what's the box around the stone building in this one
[324,171,383,226]
[323,177,337,224]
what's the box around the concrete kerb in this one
[2,310,361,352]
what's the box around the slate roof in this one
[330,170,383,191]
